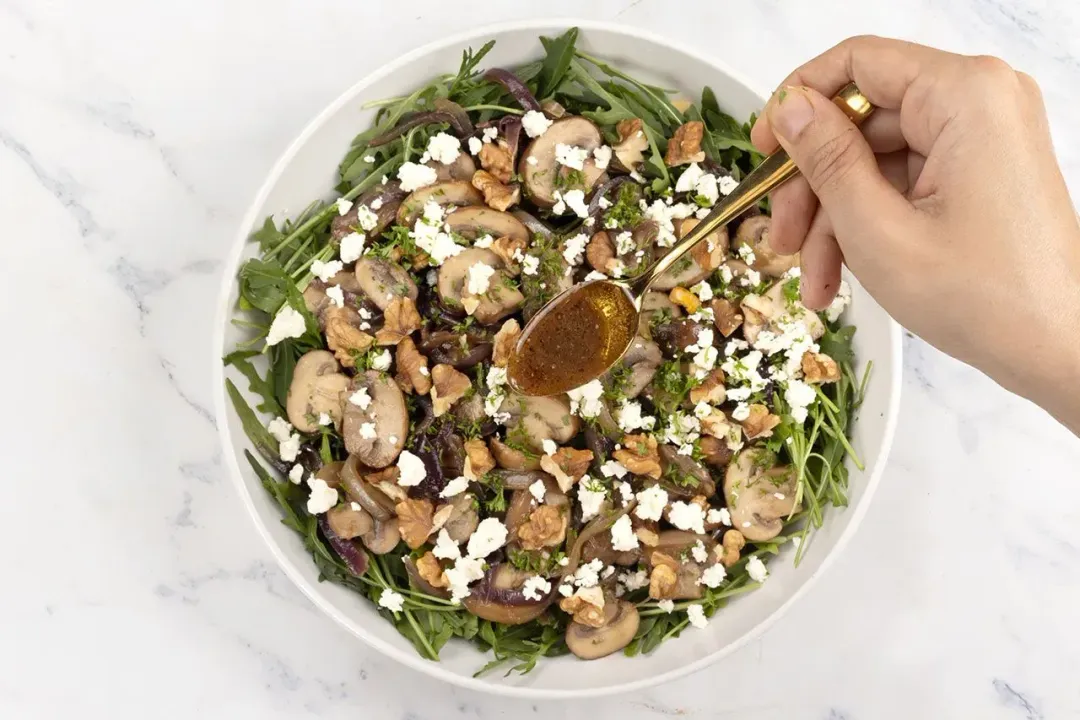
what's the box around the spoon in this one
[507,83,875,397]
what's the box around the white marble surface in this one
[3,1,1080,718]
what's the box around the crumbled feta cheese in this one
[526,155,539,166]
[635,485,669,522]
[825,280,852,322]
[267,417,294,443]
[792,536,803,550]
[348,388,372,409]
[610,515,640,552]
[432,529,461,560]
[521,255,540,275]
[593,145,612,170]
[317,412,332,426]
[686,604,708,629]
[467,517,508,558]
[668,501,706,534]
[521,110,553,138]
[378,588,405,613]
[278,434,301,463]
[619,569,649,593]
[311,259,343,283]
[577,478,607,522]
[335,198,353,215]
[644,199,696,247]
[559,583,574,597]
[657,599,675,613]
[486,366,508,389]
[363,154,376,163]
[288,464,305,485]
[266,305,306,346]
[482,127,499,143]
[445,556,485,601]
[675,163,704,194]
[440,476,470,498]
[616,401,656,433]
[785,379,817,424]
[599,460,628,479]
[743,269,762,287]
[472,234,494,249]
[555,143,589,171]
[397,162,438,192]
[529,479,546,503]
[554,189,589,218]
[467,136,483,155]
[719,175,739,196]
[617,481,634,506]
[696,174,719,206]
[425,132,461,164]
[747,556,769,582]
[572,559,605,589]
[306,478,339,514]
[583,270,608,281]
[396,450,427,487]
[691,281,713,302]
[355,205,379,232]
[522,575,552,601]
[371,349,392,371]
[567,379,604,418]
[699,564,727,589]
[466,262,496,295]
[614,231,635,256]
[541,438,558,456]
[339,232,366,263]
[325,285,345,308]
[732,402,751,421]
[359,422,377,439]
[706,507,732,526]
[691,540,708,563]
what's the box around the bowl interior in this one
[215,22,901,698]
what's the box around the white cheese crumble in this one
[699,564,727,589]
[359,422,377,439]
[440,476,470,498]
[617,481,634,506]
[686,604,708,629]
[526,156,539,166]
[378,588,405,613]
[668,501,706,534]
[522,575,552,601]
[541,438,558,456]
[432,529,461,560]
[355,205,379,232]
[614,231,635,256]
[311,259,343,283]
[562,233,589,266]
[325,285,345,308]
[467,517,508,558]
[657,599,675,613]
[317,412,332,426]
[521,110,553,138]
[339,232,366,263]
[619,569,649,593]
[706,507,732,526]
[610,515,640,552]
[445,556,485,602]
[397,162,439,192]
[306,478,339,514]
[425,132,461,164]
[634,485,669,522]
[784,379,817,424]
[466,262,496,295]
[593,145,612,169]
[567,379,604,418]
[747,556,769,582]
[577,478,607,522]
[583,270,608,282]
[825,280,852,322]
[267,417,293,442]
[732,402,751,421]
[554,143,589,170]
[691,540,708,563]
[482,126,499,143]
[599,460,628,479]
[643,199,696,247]
[552,189,589,218]
[348,388,372,409]
[278,434,301,463]
[521,255,540,275]
[571,559,604,589]
[719,175,739,195]
[529,479,547,503]
[335,198,353,215]
[467,136,483,155]
[473,234,494,249]
[396,450,427,487]
[288,464,305,485]
[371,349,392,371]
[266,305,306,346]
[616,401,656,432]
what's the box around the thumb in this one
[766,85,911,240]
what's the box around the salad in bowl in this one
[224,27,868,676]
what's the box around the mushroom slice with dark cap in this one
[461,564,557,624]
[354,257,418,311]
[565,600,640,660]
[724,448,799,542]
[341,371,408,468]
[518,117,604,207]
[436,247,524,324]
[286,350,350,433]
[397,180,483,226]
[733,215,797,277]
[443,206,530,244]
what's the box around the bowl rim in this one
[212,17,903,699]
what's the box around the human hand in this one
[751,35,1080,433]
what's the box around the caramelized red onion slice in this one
[483,68,541,112]
[318,515,370,577]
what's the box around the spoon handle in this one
[629,83,875,298]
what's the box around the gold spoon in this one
[507,83,874,397]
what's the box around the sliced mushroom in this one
[657,445,715,498]
[461,564,557,624]
[489,435,541,471]
[430,153,477,182]
[733,215,797,277]
[501,392,581,453]
[436,247,524,324]
[341,371,408,468]
[566,600,639,660]
[361,518,401,555]
[331,182,408,243]
[651,318,705,358]
[444,206,530,244]
[327,268,363,293]
[651,218,728,291]
[741,280,825,344]
[724,448,798,542]
[326,503,374,540]
[638,291,683,340]
[519,117,604,207]
[354,257,418,311]
[604,336,662,399]
[286,350,350,433]
[582,529,641,567]
[397,180,484,226]
[649,531,718,599]
[443,492,480,543]
[339,455,396,520]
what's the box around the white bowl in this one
[213,19,902,699]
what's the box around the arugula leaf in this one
[704,107,758,154]
[449,39,496,95]
[252,216,286,253]
[226,379,280,464]
[819,325,856,365]
[245,450,307,534]
[537,27,579,99]
[224,350,283,416]
[238,258,290,315]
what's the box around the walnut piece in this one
[431,503,455,532]
[366,467,407,501]
[430,363,472,417]
[490,235,527,274]
[700,411,734,440]
[396,497,435,550]
[517,505,567,550]
[491,318,521,368]
[478,142,514,183]
[718,529,746,568]
[559,587,606,627]
[540,447,594,492]
[614,118,648,170]
[471,169,521,211]
[325,311,375,367]
[463,438,496,480]
[741,403,781,440]
[394,337,431,395]
[613,434,662,479]
[689,369,726,405]
[635,525,660,547]
[710,298,744,337]
[586,231,616,273]
[648,564,678,600]
[415,551,450,589]
[665,121,706,166]
[669,286,700,314]
[802,351,841,383]
[376,296,422,346]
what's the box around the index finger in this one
[751,35,965,156]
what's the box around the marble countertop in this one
[3,1,1080,718]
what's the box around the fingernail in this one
[768,86,815,140]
